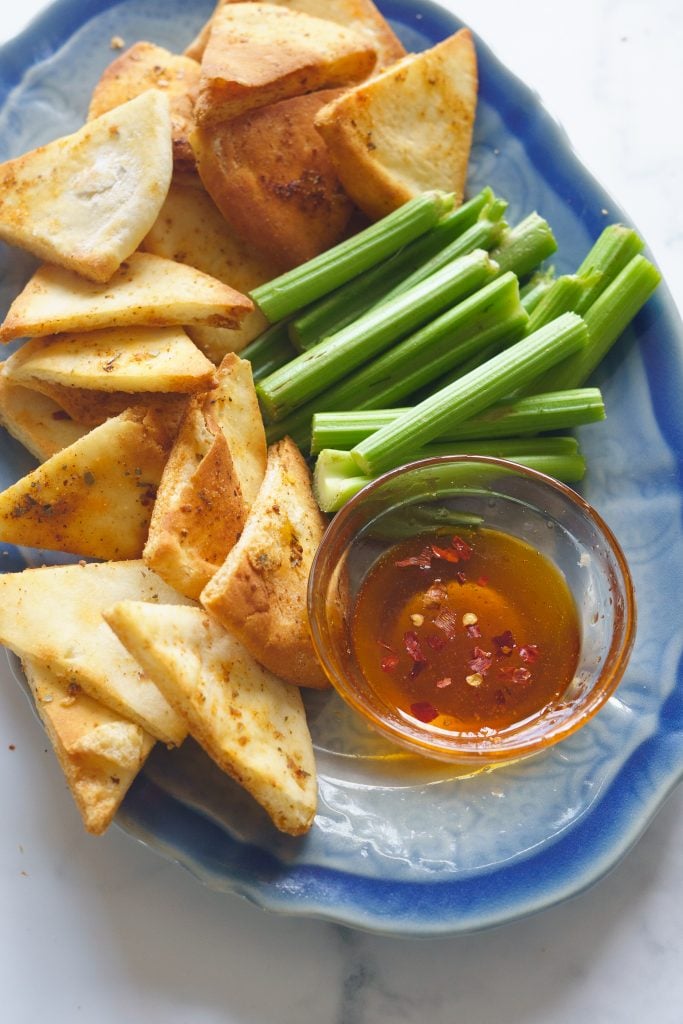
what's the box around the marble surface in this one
[1,0,683,1021]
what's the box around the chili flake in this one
[410,701,438,723]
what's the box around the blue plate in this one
[1,0,682,937]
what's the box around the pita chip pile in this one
[0,0,479,840]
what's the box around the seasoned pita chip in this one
[88,41,200,172]
[0,407,174,560]
[3,325,215,395]
[143,355,266,598]
[194,2,377,127]
[22,655,155,835]
[17,383,189,429]
[315,28,478,220]
[0,560,189,743]
[205,355,266,509]
[192,90,354,268]
[0,91,173,282]
[105,601,317,835]
[142,180,278,357]
[0,367,87,460]
[0,252,253,343]
[201,437,329,689]
[186,0,404,71]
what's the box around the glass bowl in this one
[307,456,636,764]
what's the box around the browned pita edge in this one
[22,655,155,835]
[200,437,329,689]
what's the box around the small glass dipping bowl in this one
[308,456,636,764]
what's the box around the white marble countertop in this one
[1,1,682,1021]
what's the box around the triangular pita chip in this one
[185,0,405,71]
[201,437,329,689]
[143,354,266,598]
[88,41,200,172]
[0,407,173,560]
[192,90,354,268]
[105,601,317,835]
[0,560,189,743]
[315,28,478,219]
[0,252,253,343]
[22,655,155,835]
[142,180,278,357]
[0,366,87,460]
[194,2,377,126]
[0,91,173,282]
[3,324,216,394]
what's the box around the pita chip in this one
[0,407,173,560]
[201,437,329,689]
[105,601,317,835]
[88,41,200,172]
[22,655,155,835]
[3,324,216,394]
[143,355,265,598]
[315,28,478,220]
[0,560,189,744]
[194,2,377,126]
[0,91,173,282]
[185,0,405,71]
[0,252,253,343]
[0,367,87,460]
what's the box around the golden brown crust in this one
[315,28,478,220]
[194,2,377,126]
[192,90,354,269]
[200,437,329,689]
[88,41,201,172]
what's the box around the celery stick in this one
[250,190,454,322]
[490,213,558,278]
[309,388,605,453]
[257,249,496,422]
[240,321,296,381]
[350,312,589,476]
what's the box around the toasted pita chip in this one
[105,601,317,835]
[0,367,87,460]
[0,560,189,743]
[0,252,253,343]
[22,655,155,835]
[186,0,405,71]
[141,180,277,357]
[143,355,265,598]
[16,384,189,429]
[201,437,329,689]
[3,325,215,395]
[315,28,478,220]
[194,2,376,127]
[0,91,173,282]
[0,407,174,560]
[88,41,200,172]
[192,90,354,268]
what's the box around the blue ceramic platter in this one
[1,0,682,938]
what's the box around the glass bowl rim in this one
[307,454,637,764]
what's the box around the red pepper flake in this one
[426,633,447,651]
[431,544,463,563]
[435,676,452,689]
[519,644,540,664]
[493,630,516,656]
[455,571,467,585]
[433,608,459,639]
[395,546,433,568]
[403,630,426,663]
[451,535,473,560]
[468,646,493,675]
[409,660,427,679]
[466,623,482,639]
[410,701,438,723]
[381,653,399,672]
[477,576,489,587]
[512,667,532,685]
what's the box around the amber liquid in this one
[350,527,580,733]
